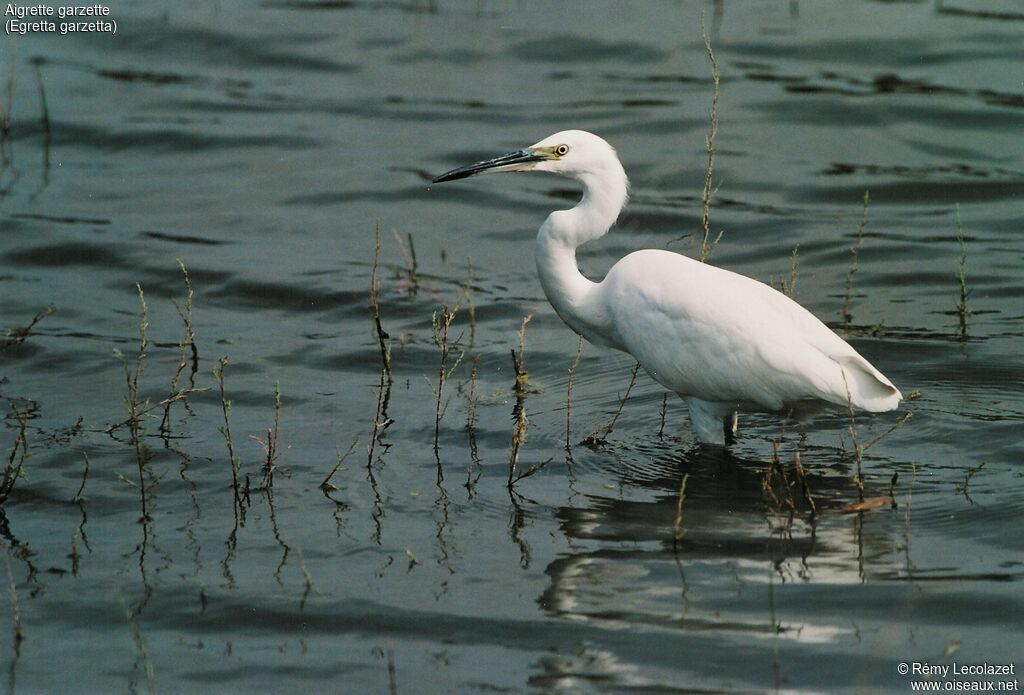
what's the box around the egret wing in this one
[601,250,899,411]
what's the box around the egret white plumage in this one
[432,130,902,445]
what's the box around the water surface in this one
[1,1,1022,692]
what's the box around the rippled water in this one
[1,1,1022,692]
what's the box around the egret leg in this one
[723,412,738,446]
[684,397,734,446]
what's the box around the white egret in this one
[432,130,902,445]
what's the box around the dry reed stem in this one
[366,228,395,474]
[161,259,198,433]
[461,259,477,346]
[431,304,465,461]
[768,441,797,514]
[253,383,282,490]
[605,362,640,434]
[366,363,393,470]
[582,362,640,447]
[954,204,970,339]
[507,314,534,487]
[117,284,152,521]
[842,191,870,330]
[1,304,54,350]
[371,225,393,382]
[321,438,359,492]
[792,451,817,517]
[698,12,721,263]
[507,368,527,485]
[0,407,29,503]
[392,230,418,294]
[72,451,89,503]
[215,357,241,497]
[513,313,533,396]
[779,245,800,298]
[956,461,985,502]
[841,371,865,502]
[564,335,584,452]
[657,394,668,438]
[861,412,913,454]
[107,388,204,435]
[765,411,807,516]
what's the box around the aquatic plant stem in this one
[321,438,359,492]
[954,204,970,339]
[371,224,393,383]
[216,357,241,499]
[0,407,29,503]
[842,191,870,330]
[841,371,865,502]
[160,259,198,434]
[508,314,533,488]
[564,335,584,452]
[582,362,640,447]
[367,225,395,474]
[698,11,721,263]
[431,304,464,465]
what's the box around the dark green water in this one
[1,1,1022,692]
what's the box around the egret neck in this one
[535,165,629,349]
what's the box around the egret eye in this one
[555,144,570,156]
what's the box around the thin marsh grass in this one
[160,259,198,435]
[778,245,800,299]
[113,284,152,522]
[507,314,533,489]
[564,335,584,453]
[1,305,54,350]
[367,226,395,473]
[698,11,722,263]
[0,407,29,504]
[842,191,870,331]
[215,356,241,500]
[72,452,89,503]
[321,438,359,493]
[581,362,640,448]
[954,204,970,339]
[430,304,464,464]
[251,383,282,491]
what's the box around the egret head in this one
[433,130,623,184]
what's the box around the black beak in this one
[432,148,548,183]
